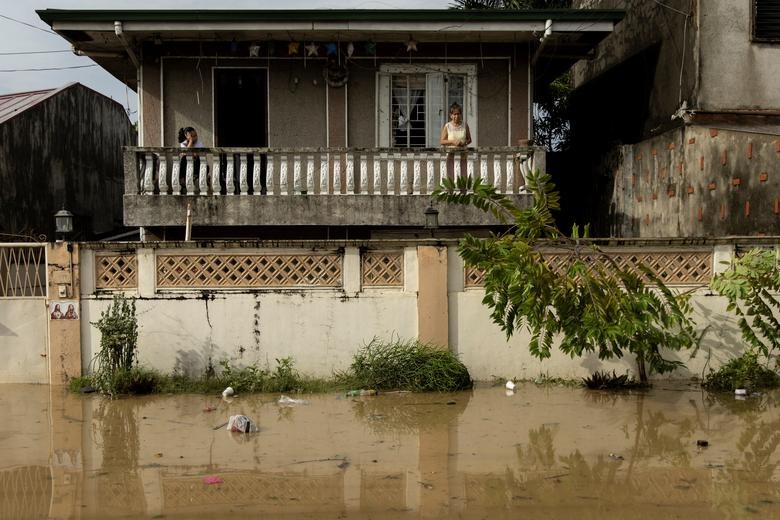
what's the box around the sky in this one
[1,0,451,122]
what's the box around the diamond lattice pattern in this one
[362,252,404,287]
[157,254,342,288]
[465,250,712,287]
[96,254,138,289]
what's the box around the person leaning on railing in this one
[439,102,471,148]
[177,127,205,193]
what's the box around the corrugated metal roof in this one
[0,85,70,125]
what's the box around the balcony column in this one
[417,245,448,348]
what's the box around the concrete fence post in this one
[417,245,448,348]
[47,242,82,384]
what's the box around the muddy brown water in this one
[1,383,779,519]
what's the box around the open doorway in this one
[214,68,268,146]
[214,68,268,194]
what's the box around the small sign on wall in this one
[50,301,79,320]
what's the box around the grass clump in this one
[703,351,779,392]
[582,370,642,390]
[340,337,472,392]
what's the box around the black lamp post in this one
[54,207,74,242]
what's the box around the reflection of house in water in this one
[6,386,780,517]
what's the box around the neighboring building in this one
[567,0,779,237]
[0,82,135,241]
[37,9,623,240]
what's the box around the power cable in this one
[0,13,57,35]
[0,49,71,56]
[0,64,98,72]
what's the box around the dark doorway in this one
[214,68,268,194]
[214,68,268,146]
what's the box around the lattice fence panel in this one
[464,250,713,287]
[95,253,137,289]
[0,245,46,297]
[162,472,343,508]
[157,254,342,288]
[362,251,404,287]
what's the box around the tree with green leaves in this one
[433,171,699,384]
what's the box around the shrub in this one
[90,294,140,396]
[703,351,778,392]
[342,338,472,392]
[582,370,641,390]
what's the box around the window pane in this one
[446,75,465,120]
[391,74,426,148]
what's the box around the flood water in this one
[1,383,779,519]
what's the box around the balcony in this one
[123,147,538,229]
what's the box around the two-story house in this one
[37,8,623,240]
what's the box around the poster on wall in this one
[50,301,79,320]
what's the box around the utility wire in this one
[0,13,57,35]
[0,64,97,72]
[651,0,691,17]
[0,49,71,56]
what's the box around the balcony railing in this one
[128,147,536,197]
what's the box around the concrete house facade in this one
[568,0,780,237]
[37,9,623,240]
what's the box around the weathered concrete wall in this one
[47,243,81,385]
[0,299,48,383]
[699,1,780,111]
[609,125,779,237]
[0,83,134,239]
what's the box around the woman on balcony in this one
[440,103,471,148]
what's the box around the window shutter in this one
[426,73,444,148]
[755,0,780,41]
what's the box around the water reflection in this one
[1,383,780,518]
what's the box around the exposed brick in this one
[651,148,657,157]
[652,192,658,200]
[775,197,780,214]
[732,177,741,187]
[721,150,728,165]
[688,137,696,144]
[637,195,643,202]
[759,172,769,182]
[697,207,703,222]
[708,182,717,190]
[677,162,684,174]
[645,214,650,226]
[700,156,704,171]
[747,142,753,159]
[720,204,726,220]
[776,139,780,153]
[668,142,676,150]
[745,200,750,217]
[631,174,637,187]
[637,152,643,160]
[660,168,667,179]
[687,186,694,194]
[710,128,719,137]
[667,187,676,198]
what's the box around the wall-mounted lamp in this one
[54,207,74,242]
[424,202,439,236]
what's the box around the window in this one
[753,0,780,41]
[378,64,477,148]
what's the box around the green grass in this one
[337,337,472,392]
[703,352,779,392]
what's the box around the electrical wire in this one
[0,64,97,72]
[651,0,691,17]
[0,49,71,56]
[0,13,57,35]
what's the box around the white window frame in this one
[376,63,478,148]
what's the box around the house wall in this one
[571,0,697,139]
[0,83,134,239]
[698,1,780,111]
[146,47,526,148]
[609,125,780,237]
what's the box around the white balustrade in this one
[134,147,534,198]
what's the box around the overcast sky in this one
[1,1,451,122]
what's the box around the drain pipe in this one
[114,21,139,68]
[72,45,124,59]
[532,19,553,66]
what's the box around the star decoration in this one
[364,41,376,55]
[346,42,355,58]
[325,42,338,56]
[305,42,319,57]
[288,42,300,55]
[406,38,418,52]
[249,44,260,57]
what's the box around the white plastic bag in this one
[226,414,258,433]
[278,395,308,406]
